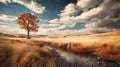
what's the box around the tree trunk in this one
[27,29,30,39]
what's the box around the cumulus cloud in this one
[41,23,61,28]
[1,0,119,35]
[77,0,102,11]
[49,19,60,23]
[39,19,48,22]
[58,22,84,30]
[0,22,7,25]
[49,0,103,24]
[0,22,8,28]
[59,3,78,17]
[0,27,26,34]
[49,0,120,34]
[0,0,45,14]
[38,28,89,35]
[82,0,120,33]
[0,14,17,21]
[85,18,120,29]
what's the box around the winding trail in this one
[43,46,119,67]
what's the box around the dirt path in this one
[43,46,120,67]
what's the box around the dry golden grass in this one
[31,31,120,63]
[0,31,120,66]
[27,37,120,63]
[71,43,120,62]
[0,44,12,67]
[0,37,82,67]
[94,44,120,62]
[0,37,55,67]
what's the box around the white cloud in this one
[0,14,17,21]
[0,0,11,3]
[37,28,85,35]
[0,27,26,34]
[39,19,48,22]
[49,19,60,23]
[48,0,120,34]
[49,4,103,24]
[0,23,104,35]
[0,0,45,14]
[77,0,102,11]
[59,3,78,17]
[75,6,103,21]
[0,0,119,35]
[81,27,117,33]
[41,24,60,27]
[57,23,77,30]
[49,0,104,24]
[0,22,7,25]
[0,22,8,28]
[0,25,8,28]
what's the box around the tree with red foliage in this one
[17,13,39,39]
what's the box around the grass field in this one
[0,37,56,67]
[0,37,80,67]
[0,31,120,67]
[33,31,120,63]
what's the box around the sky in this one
[0,0,120,35]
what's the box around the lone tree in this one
[17,13,39,39]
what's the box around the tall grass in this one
[36,37,120,63]
[0,37,82,67]
[0,44,12,67]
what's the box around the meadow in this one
[0,36,80,67]
[33,31,120,63]
[0,31,120,67]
